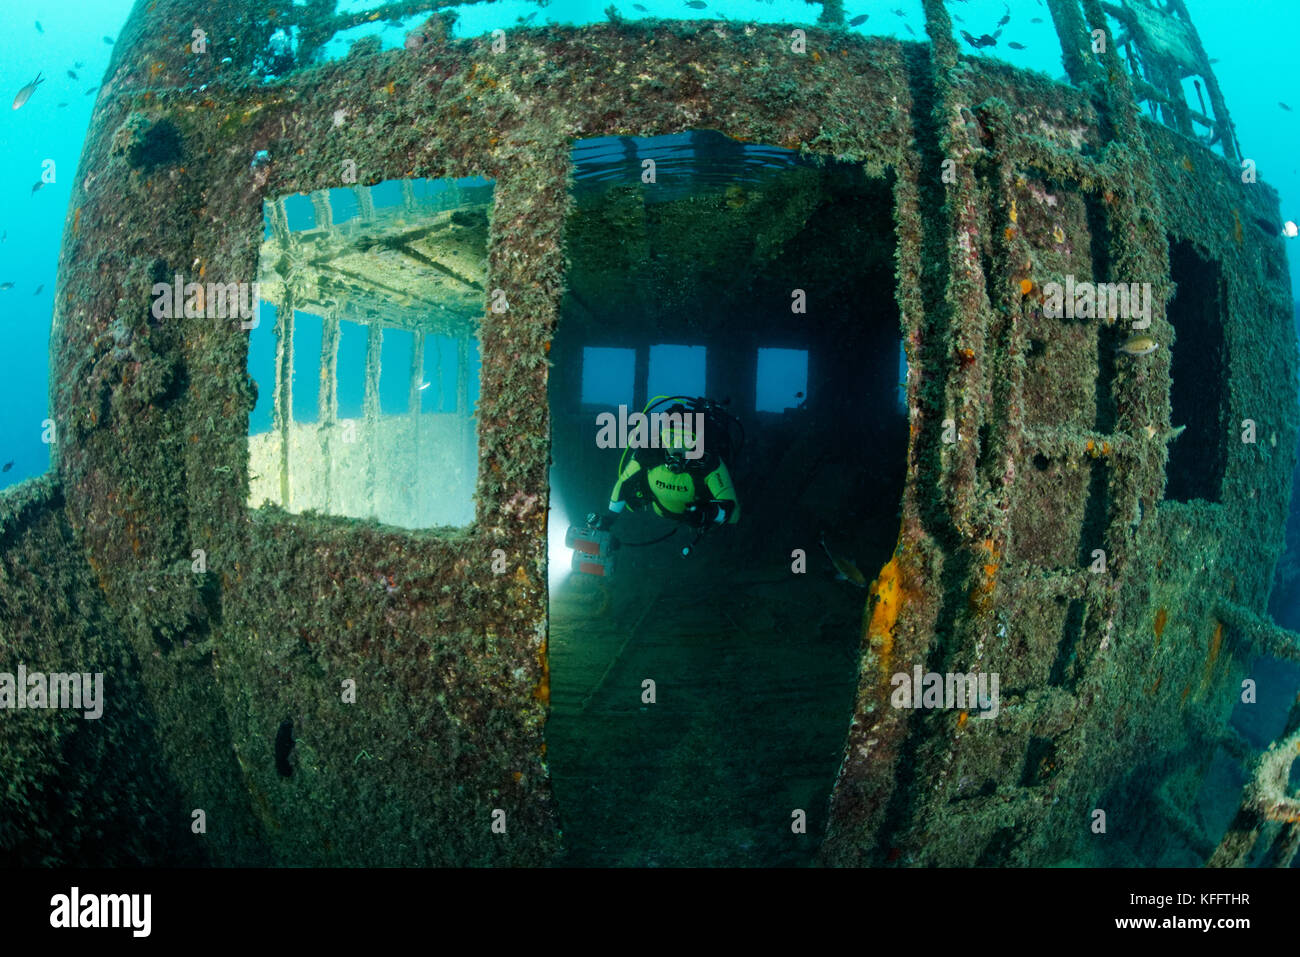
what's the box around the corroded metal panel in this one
[0,0,1291,867]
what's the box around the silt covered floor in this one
[546,526,862,867]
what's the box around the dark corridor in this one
[545,133,908,865]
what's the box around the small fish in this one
[1,231,5,242]
[795,391,804,398]
[997,5,1011,28]
[1280,102,1293,112]
[84,86,97,95]
[56,101,67,107]
[1008,41,1026,50]
[418,381,431,391]
[893,8,904,16]
[905,23,915,35]
[67,69,78,80]
[0,282,13,290]
[33,284,43,295]
[849,14,868,26]
[1031,17,1044,23]
[1117,335,1158,356]
[103,36,114,45]
[634,3,648,9]
[12,73,44,110]
[961,30,999,49]
[31,181,43,194]
[820,534,867,588]
[685,0,707,7]
[74,61,84,69]
[34,21,43,33]
[1,461,12,473]
[1283,220,1298,238]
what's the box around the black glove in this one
[683,503,710,528]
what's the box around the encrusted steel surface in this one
[0,0,1295,866]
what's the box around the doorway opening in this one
[1164,238,1227,504]
[546,131,906,865]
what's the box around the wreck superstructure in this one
[1,0,1298,866]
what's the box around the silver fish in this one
[820,533,868,588]
[0,282,13,291]
[1117,335,1159,356]
[12,73,44,111]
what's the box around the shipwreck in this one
[1,0,1298,867]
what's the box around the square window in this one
[755,348,808,412]
[647,344,706,402]
[582,347,635,408]
[250,176,491,529]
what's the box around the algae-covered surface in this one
[1,0,1298,868]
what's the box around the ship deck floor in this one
[546,539,862,866]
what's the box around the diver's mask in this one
[661,427,699,473]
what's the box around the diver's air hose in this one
[618,527,680,548]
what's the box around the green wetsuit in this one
[608,449,740,526]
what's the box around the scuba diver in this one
[571,396,744,568]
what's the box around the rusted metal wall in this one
[0,0,1292,865]
[822,0,1298,865]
